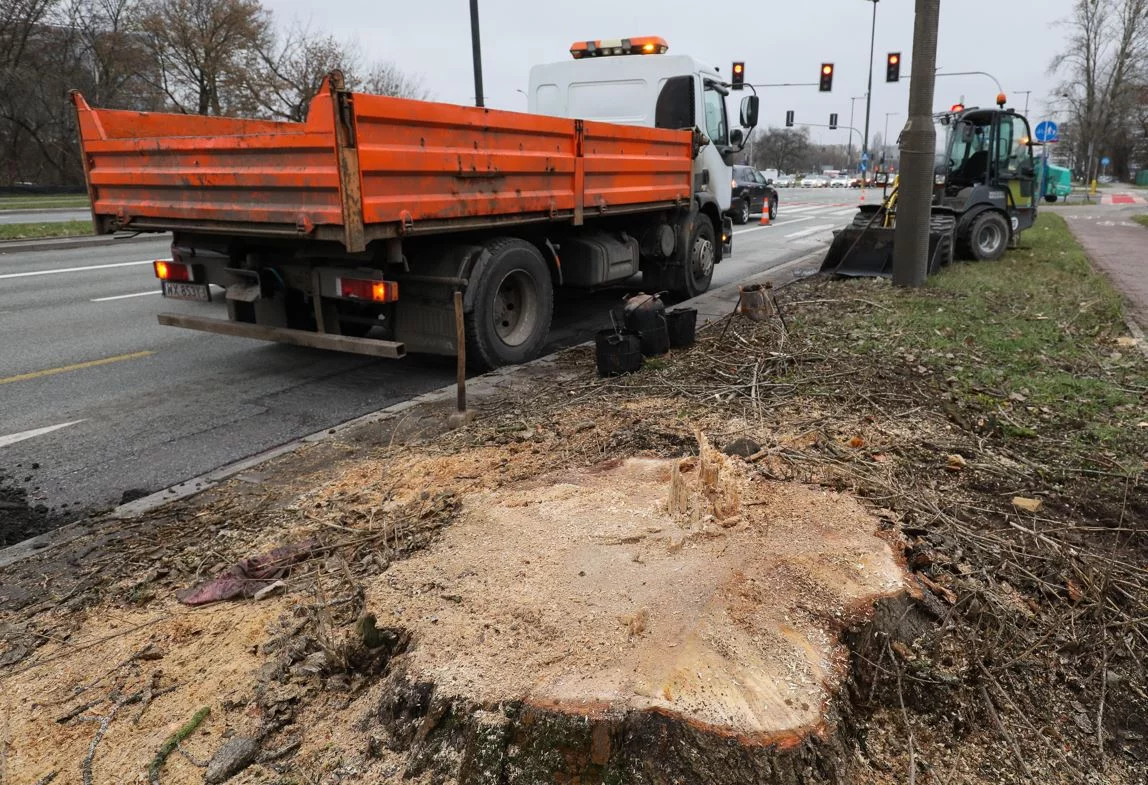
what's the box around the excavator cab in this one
[935,107,1037,259]
[821,103,1037,277]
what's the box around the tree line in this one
[1051,0,1148,184]
[0,0,425,186]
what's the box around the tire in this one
[769,198,777,220]
[967,211,1010,261]
[672,214,716,299]
[733,198,750,225]
[929,213,957,270]
[851,205,885,229]
[1044,194,1058,203]
[465,238,553,370]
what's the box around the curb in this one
[0,206,89,217]
[0,232,169,255]
[0,246,826,570]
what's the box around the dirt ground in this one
[1,238,1145,783]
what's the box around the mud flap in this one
[721,216,733,257]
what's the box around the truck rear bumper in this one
[157,313,406,358]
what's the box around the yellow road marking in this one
[0,350,156,385]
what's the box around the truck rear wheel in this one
[465,238,553,370]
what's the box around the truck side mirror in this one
[739,95,759,128]
[730,128,744,146]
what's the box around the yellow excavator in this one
[822,100,1038,277]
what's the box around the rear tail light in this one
[154,260,191,282]
[337,277,399,303]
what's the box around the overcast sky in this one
[265,0,1075,146]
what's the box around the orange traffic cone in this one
[759,208,770,226]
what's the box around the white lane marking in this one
[91,290,162,302]
[778,204,832,215]
[0,259,165,280]
[785,224,837,240]
[831,208,859,216]
[0,420,85,449]
[733,215,817,235]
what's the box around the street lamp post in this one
[848,95,867,170]
[862,0,879,168]
[469,0,484,108]
[883,111,899,164]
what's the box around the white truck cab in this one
[527,36,758,218]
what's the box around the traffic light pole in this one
[862,0,879,166]
[891,0,939,288]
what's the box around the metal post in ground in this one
[891,0,939,288]
[469,0,484,108]
[448,290,474,428]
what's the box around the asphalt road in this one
[0,189,859,517]
[0,208,92,225]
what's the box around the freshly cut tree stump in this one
[365,456,908,783]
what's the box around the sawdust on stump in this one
[365,442,906,747]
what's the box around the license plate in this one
[162,281,211,302]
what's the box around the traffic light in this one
[819,63,834,92]
[829,113,838,130]
[785,110,795,128]
[886,52,901,83]
[731,61,745,90]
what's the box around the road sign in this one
[860,161,868,172]
[1034,121,1058,143]
[1101,156,1111,166]
[861,151,870,162]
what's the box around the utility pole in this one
[862,0,879,168]
[469,0,485,108]
[848,95,867,170]
[892,0,939,288]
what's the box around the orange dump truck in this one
[73,41,758,367]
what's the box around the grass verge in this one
[1133,214,1148,229]
[0,220,93,241]
[0,195,90,210]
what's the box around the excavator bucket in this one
[820,205,895,277]
[820,224,898,277]
[820,207,956,278]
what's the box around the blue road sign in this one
[860,161,868,172]
[1034,121,1058,143]
[861,151,870,162]
[1101,156,1111,166]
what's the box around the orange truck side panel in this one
[72,75,694,248]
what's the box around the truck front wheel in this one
[673,215,716,299]
[466,238,553,370]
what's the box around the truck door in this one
[701,82,733,211]
[994,113,1037,229]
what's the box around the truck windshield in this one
[703,87,728,145]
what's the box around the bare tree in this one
[250,24,361,121]
[750,127,812,174]
[138,0,270,115]
[360,61,429,100]
[1051,0,1148,182]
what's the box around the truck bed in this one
[72,73,694,252]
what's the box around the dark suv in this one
[728,165,778,224]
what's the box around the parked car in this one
[770,172,795,187]
[728,165,778,224]
[801,174,828,188]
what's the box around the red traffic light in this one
[886,52,901,82]
[819,63,834,92]
[731,60,745,89]
[951,103,965,113]
[733,63,743,74]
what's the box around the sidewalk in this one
[1065,209,1148,331]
